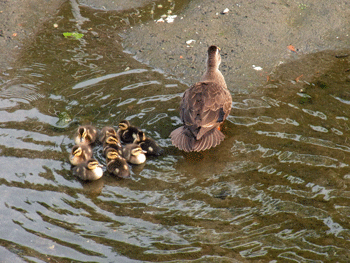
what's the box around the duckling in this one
[98,126,118,144]
[170,45,232,152]
[104,147,120,162]
[72,159,103,181]
[74,125,98,145]
[69,144,93,166]
[102,135,123,156]
[122,144,147,165]
[134,131,164,156]
[117,120,141,144]
[106,150,130,178]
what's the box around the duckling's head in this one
[118,120,130,131]
[105,127,117,136]
[134,131,146,143]
[138,131,147,141]
[106,148,121,160]
[105,135,121,146]
[77,127,91,144]
[87,159,103,171]
[130,146,147,157]
[71,145,83,157]
[207,45,221,69]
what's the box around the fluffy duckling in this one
[98,126,118,144]
[117,120,141,144]
[74,125,98,145]
[69,144,93,166]
[170,45,232,152]
[102,135,123,156]
[72,159,103,181]
[106,150,130,178]
[122,144,147,165]
[104,147,120,162]
[134,131,164,156]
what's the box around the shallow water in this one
[1,1,350,262]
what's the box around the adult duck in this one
[170,45,232,152]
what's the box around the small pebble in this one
[252,65,263,71]
[221,8,229,14]
[165,15,177,23]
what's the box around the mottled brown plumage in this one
[72,159,103,181]
[98,126,118,144]
[170,45,232,152]
[74,125,98,145]
[134,131,164,156]
[105,150,130,178]
[122,144,147,164]
[102,135,123,156]
[69,144,93,166]
[117,120,141,144]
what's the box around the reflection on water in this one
[1,0,350,262]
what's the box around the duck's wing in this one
[180,81,232,140]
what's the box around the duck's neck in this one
[200,67,227,89]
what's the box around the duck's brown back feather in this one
[170,81,232,152]
[170,125,225,152]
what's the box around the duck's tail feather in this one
[170,126,224,152]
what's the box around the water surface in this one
[1,1,350,262]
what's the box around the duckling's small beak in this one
[142,150,147,154]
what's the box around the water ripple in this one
[0,108,58,125]
[228,116,299,126]
[72,69,148,89]
[278,151,347,168]
[256,131,350,152]
[0,83,45,103]
[121,80,161,90]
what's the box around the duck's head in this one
[104,127,117,137]
[207,45,221,69]
[78,126,94,144]
[118,120,130,131]
[106,148,121,160]
[77,127,87,143]
[87,159,103,171]
[105,135,121,146]
[71,145,83,157]
[134,131,146,143]
[130,146,147,157]
[138,131,147,141]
